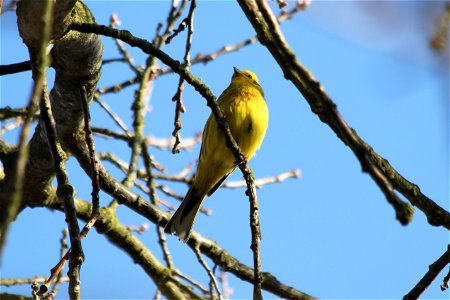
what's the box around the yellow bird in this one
[164,67,269,241]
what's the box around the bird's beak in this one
[233,67,242,75]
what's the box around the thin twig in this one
[171,0,196,154]
[174,269,210,295]
[96,77,138,95]
[165,0,190,44]
[141,144,174,269]
[93,94,130,134]
[224,169,301,189]
[0,60,31,75]
[132,180,178,211]
[98,152,213,215]
[102,57,127,65]
[39,216,98,295]
[0,276,68,287]
[0,56,128,76]
[110,13,141,75]
[403,244,450,299]
[159,1,305,73]
[165,17,187,44]
[97,151,165,176]
[92,126,201,152]
[209,265,216,300]
[192,245,223,300]
[58,190,82,299]
[121,64,152,189]
[133,178,213,216]
[50,228,69,296]
[118,0,188,189]
[80,86,100,218]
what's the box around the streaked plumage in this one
[164,67,269,241]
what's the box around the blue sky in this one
[1,1,449,299]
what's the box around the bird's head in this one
[232,67,260,86]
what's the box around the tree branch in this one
[0,60,31,76]
[236,0,449,230]
[62,127,315,299]
[171,0,195,154]
[39,191,203,300]
[403,244,450,299]
[1,0,54,255]
[40,82,83,299]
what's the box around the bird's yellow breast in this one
[221,85,268,159]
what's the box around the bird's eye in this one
[247,74,252,79]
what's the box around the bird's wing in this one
[206,170,233,196]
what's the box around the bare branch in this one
[224,169,301,189]
[174,269,209,295]
[110,13,141,75]
[40,82,84,299]
[0,276,69,287]
[80,85,100,218]
[192,244,222,300]
[50,228,69,296]
[1,0,53,256]
[403,244,450,299]
[96,77,138,95]
[93,95,130,134]
[170,0,195,153]
[0,60,31,75]
[142,144,175,269]
[236,0,450,230]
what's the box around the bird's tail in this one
[164,186,205,242]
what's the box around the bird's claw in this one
[237,153,248,165]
